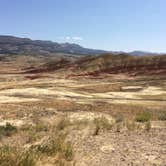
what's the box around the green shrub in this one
[135,112,151,122]
[0,123,17,137]
[93,117,113,135]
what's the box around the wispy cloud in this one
[58,36,83,42]
[71,36,83,41]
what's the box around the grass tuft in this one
[0,146,37,166]
[145,121,151,132]
[126,120,137,131]
[33,133,74,161]
[158,111,166,121]
[93,117,113,135]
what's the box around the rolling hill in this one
[23,53,166,77]
[71,53,166,76]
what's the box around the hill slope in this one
[71,53,166,76]
[24,53,166,77]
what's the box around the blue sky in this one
[0,0,166,52]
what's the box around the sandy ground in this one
[0,77,166,106]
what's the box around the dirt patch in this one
[0,96,38,103]
[68,111,115,123]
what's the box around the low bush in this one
[0,133,74,166]
[93,117,113,135]
[135,112,151,122]
[0,123,17,137]
[34,133,73,161]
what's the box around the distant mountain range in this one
[109,50,163,56]
[0,35,107,56]
[0,35,164,56]
[128,51,163,56]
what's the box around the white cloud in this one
[58,36,83,41]
[71,36,83,41]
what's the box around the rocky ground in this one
[72,128,166,166]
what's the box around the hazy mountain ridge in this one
[0,35,164,56]
[0,35,107,55]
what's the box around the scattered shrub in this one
[0,146,14,166]
[93,117,113,135]
[61,141,73,161]
[0,123,17,137]
[0,146,37,166]
[35,137,62,156]
[34,133,73,161]
[17,150,37,166]
[135,112,151,122]
[158,111,166,121]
